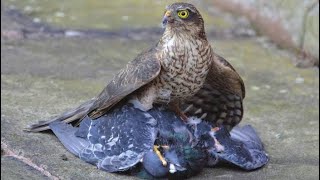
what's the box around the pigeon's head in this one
[142,144,207,178]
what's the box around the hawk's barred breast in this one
[154,34,212,103]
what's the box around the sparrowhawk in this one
[26,2,245,134]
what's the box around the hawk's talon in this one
[211,127,220,132]
[180,112,189,122]
[169,102,189,122]
[161,145,170,150]
[153,145,168,166]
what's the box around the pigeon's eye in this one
[177,10,189,19]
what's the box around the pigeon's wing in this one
[87,48,161,119]
[49,121,90,156]
[230,125,264,150]
[228,125,269,170]
[79,105,158,172]
[212,126,268,170]
[182,53,245,130]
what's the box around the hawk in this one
[26,2,245,132]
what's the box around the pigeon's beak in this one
[162,10,173,27]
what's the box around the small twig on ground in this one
[1,141,60,180]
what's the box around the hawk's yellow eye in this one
[177,10,189,19]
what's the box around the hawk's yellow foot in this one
[153,145,168,166]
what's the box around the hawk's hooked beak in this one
[162,10,173,27]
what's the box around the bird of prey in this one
[48,102,268,179]
[26,2,245,132]
[182,54,245,131]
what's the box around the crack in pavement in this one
[1,140,60,180]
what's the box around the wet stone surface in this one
[1,1,319,180]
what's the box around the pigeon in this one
[48,102,268,179]
[184,118,269,170]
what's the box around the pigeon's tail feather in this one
[230,125,264,150]
[24,99,95,132]
[49,121,89,156]
[217,125,269,170]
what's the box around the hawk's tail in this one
[24,99,95,132]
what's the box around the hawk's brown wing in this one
[25,48,161,132]
[182,53,245,131]
[87,48,161,119]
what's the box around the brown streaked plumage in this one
[26,2,245,132]
[87,2,212,120]
[181,53,245,131]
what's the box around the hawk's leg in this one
[169,100,188,121]
[153,145,168,166]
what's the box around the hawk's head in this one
[162,3,205,38]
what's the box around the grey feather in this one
[49,121,90,156]
[208,126,269,170]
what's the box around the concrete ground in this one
[1,2,319,180]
